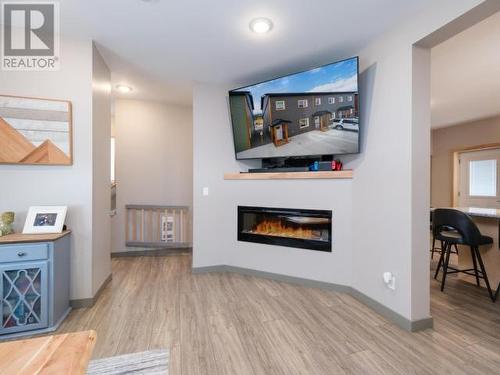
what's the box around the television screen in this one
[228,56,359,160]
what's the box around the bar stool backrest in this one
[432,208,482,245]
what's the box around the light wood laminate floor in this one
[57,254,500,374]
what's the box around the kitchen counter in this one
[449,207,500,219]
[431,207,500,219]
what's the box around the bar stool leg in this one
[474,246,495,302]
[470,246,481,287]
[434,241,446,280]
[431,236,436,260]
[440,242,452,292]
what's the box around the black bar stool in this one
[430,210,458,259]
[433,208,495,302]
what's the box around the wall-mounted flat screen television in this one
[229,56,359,160]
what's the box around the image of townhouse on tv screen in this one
[229,57,359,159]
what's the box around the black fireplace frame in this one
[237,206,332,252]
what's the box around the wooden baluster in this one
[145,209,148,242]
[157,209,161,242]
[172,209,177,243]
[165,209,168,242]
[140,209,145,242]
[180,209,184,244]
[148,209,153,242]
[132,209,137,241]
[125,208,129,242]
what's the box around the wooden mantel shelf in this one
[224,170,353,180]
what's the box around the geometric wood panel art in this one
[0,95,72,165]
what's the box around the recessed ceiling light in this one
[249,18,273,34]
[116,84,133,93]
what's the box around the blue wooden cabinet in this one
[0,232,71,339]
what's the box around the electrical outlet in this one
[383,272,396,290]
[202,187,209,196]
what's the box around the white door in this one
[275,125,283,140]
[314,116,320,129]
[458,148,500,208]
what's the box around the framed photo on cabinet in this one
[23,206,68,234]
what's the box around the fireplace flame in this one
[249,218,318,240]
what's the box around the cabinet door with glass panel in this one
[459,148,500,208]
[0,261,49,335]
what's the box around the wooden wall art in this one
[0,95,72,165]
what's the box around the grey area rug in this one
[86,349,169,375]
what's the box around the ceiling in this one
[431,11,500,128]
[61,0,436,106]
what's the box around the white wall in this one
[91,44,112,294]
[192,0,484,323]
[0,36,94,300]
[332,0,486,322]
[0,36,113,301]
[347,0,482,322]
[112,99,193,253]
[431,115,500,207]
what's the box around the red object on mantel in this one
[332,160,343,171]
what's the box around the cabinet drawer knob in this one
[17,251,27,257]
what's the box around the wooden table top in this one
[0,330,96,375]
[0,230,71,244]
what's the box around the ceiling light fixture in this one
[116,84,133,93]
[249,17,273,34]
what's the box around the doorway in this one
[413,2,500,324]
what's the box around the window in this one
[275,100,285,110]
[347,95,353,101]
[315,97,321,106]
[469,159,497,196]
[339,96,344,103]
[299,118,309,128]
[298,99,308,108]
[330,113,336,120]
[328,97,335,104]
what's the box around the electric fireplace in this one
[238,206,332,252]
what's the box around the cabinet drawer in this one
[0,243,49,263]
